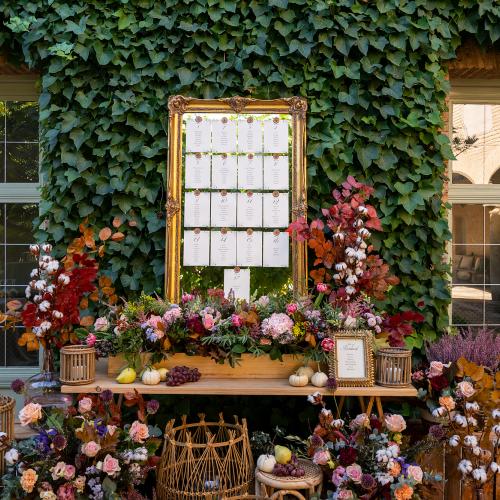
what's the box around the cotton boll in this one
[464,435,478,448]
[432,407,446,418]
[38,300,51,312]
[490,462,499,473]
[492,409,500,420]
[454,414,468,427]
[449,435,460,447]
[458,459,473,474]
[335,262,347,271]
[472,446,481,456]
[472,468,487,483]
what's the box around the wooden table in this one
[62,362,417,418]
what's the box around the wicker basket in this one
[157,414,254,499]
[376,347,412,387]
[0,396,15,475]
[60,345,96,385]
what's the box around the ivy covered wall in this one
[1,0,499,350]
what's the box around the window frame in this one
[0,75,41,387]
[448,79,500,328]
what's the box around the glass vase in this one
[24,347,73,410]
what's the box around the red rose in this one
[430,374,449,392]
[338,446,357,466]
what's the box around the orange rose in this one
[129,420,149,443]
[439,396,455,411]
[19,403,42,427]
[388,460,402,477]
[20,468,38,493]
[394,483,414,500]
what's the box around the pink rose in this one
[63,465,75,480]
[337,490,354,499]
[316,283,328,293]
[94,317,109,332]
[313,449,331,465]
[101,454,121,476]
[286,303,298,314]
[384,414,406,433]
[345,464,362,483]
[78,397,93,414]
[332,466,346,487]
[51,461,67,481]
[56,483,75,500]
[146,315,163,329]
[82,441,101,458]
[407,465,423,483]
[85,333,96,347]
[457,381,475,398]
[202,314,215,330]
[350,413,370,430]
[321,337,335,352]
[231,314,243,327]
[19,402,42,426]
[182,293,195,303]
[428,361,444,378]
[129,420,149,443]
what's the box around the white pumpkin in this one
[296,365,314,381]
[311,371,328,388]
[142,367,161,385]
[257,454,276,473]
[288,372,309,387]
[157,367,169,381]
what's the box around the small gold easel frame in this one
[165,96,308,302]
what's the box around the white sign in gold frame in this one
[165,96,308,303]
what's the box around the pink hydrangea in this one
[261,313,294,340]
[163,306,182,326]
[146,315,163,329]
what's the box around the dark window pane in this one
[452,245,484,285]
[0,143,4,183]
[6,203,37,243]
[485,286,500,325]
[0,101,5,139]
[5,327,38,366]
[6,246,35,286]
[6,143,39,182]
[6,101,38,142]
[452,285,484,325]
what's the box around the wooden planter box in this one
[108,353,314,379]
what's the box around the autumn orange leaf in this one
[108,294,118,305]
[17,331,40,351]
[80,315,95,327]
[112,216,122,228]
[111,232,125,242]
[99,275,113,287]
[101,286,114,296]
[99,227,112,241]
[80,297,89,310]
[89,291,99,302]
[6,300,23,311]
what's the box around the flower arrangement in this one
[1,390,161,499]
[288,176,423,347]
[305,393,440,499]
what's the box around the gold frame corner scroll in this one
[165,96,308,303]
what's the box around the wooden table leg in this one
[365,396,375,416]
[357,396,366,413]
[375,396,384,420]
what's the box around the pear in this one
[274,445,292,464]
[116,367,137,384]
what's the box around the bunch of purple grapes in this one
[272,454,305,477]
[166,365,201,386]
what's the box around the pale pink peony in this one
[94,317,109,332]
[313,449,331,465]
[407,465,423,483]
[384,414,406,433]
[82,441,101,458]
[19,402,42,426]
[346,464,363,483]
[146,315,163,329]
[457,381,475,398]
[78,397,93,414]
[101,454,121,476]
[428,361,444,378]
[129,420,149,443]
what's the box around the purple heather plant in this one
[426,327,500,371]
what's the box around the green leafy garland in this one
[1,0,499,351]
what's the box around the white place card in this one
[185,154,211,189]
[237,154,263,190]
[263,117,289,153]
[263,231,289,267]
[183,230,210,266]
[264,155,289,190]
[224,268,250,302]
[210,191,237,227]
[237,230,262,267]
[212,117,237,152]
[185,117,211,152]
[211,154,237,189]
[210,230,236,266]
[263,192,289,228]
[336,338,367,379]
[238,116,262,153]
[237,192,262,228]
[184,191,210,228]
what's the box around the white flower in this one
[52,310,63,319]
[454,414,468,427]
[333,274,341,281]
[30,269,38,278]
[472,468,487,483]
[467,416,478,427]
[465,402,479,412]
[387,444,400,458]
[458,459,473,475]
[38,300,51,312]
[40,321,52,332]
[33,326,42,337]
[29,244,40,255]
[320,408,333,419]
[33,294,42,303]
[307,392,321,404]
[46,261,59,273]
[375,472,394,485]
[464,435,478,448]
[345,286,356,295]
[4,448,19,465]
[492,409,500,420]
[41,243,52,253]
[449,435,460,447]
[343,315,357,328]
[345,247,356,257]
[40,255,51,264]
[358,206,368,215]
[25,286,31,298]
[335,262,347,271]
[333,419,344,428]
[358,227,370,238]
[432,407,446,418]
[46,285,55,294]
[345,275,358,285]
[376,449,389,463]
[472,446,481,456]
[34,280,46,291]
[490,462,499,473]
[58,274,70,285]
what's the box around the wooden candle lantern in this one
[0,395,15,475]
[376,347,412,387]
[60,345,96,385]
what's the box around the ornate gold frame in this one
[165,95,308,302]
[328,330,375,387]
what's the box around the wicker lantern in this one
[157,414,254,499]
[376,347,412,387]
[60,345,96,385]
[0,395,15,475]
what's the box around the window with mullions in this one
[449,86,500,331]
[0,99,39,367]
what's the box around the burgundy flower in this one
[99,389,113,402]
[146,399,160,414]
[430,374,449,392]
[10,378,25,394]
[338,446,357,466]
[370,416,382,432]
[360,473,376,490]
[52,434,67,451]
[326,377,337,390]
[310,434,324,448]
[186,316,204,335]
[429,424,446,440]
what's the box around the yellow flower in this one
[292,322,304,338]
[392,432,402,444]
